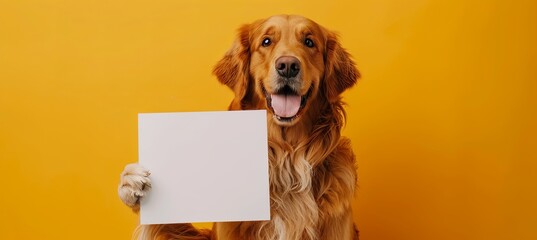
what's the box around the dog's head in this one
[214,15,359,126]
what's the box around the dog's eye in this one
[262,38,272,47]
[304,38,314,48]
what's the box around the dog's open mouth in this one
[264,85,312,122]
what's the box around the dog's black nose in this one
[275,56,300,78]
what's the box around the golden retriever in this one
[119,14,360,240]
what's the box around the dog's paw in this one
[118,163,151,211]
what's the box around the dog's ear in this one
[213,24,256,109]
[323,31,360,102]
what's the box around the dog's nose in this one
[275,56,300,78]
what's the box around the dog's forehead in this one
[261,15,321,35]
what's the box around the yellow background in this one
[1,0,536,239]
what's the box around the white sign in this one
[138,110,270,224]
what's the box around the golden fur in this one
[119,14,360,240]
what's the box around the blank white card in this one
[138,110,270,224]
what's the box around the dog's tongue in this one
[271,94,301,118]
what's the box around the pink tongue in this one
[271,94,301,118]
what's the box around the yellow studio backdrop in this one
[1,0,536,239]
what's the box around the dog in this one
[119,14,360,240]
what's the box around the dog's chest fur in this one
[266,143,320,240]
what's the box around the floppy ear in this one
[213,24,256,110]
[324,31,360,102]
